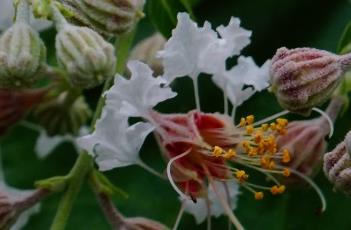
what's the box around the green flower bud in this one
[58,0,142,35]
[33,91,92,136]
[0,0,46,88]
[55,23,116,88]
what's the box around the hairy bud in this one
[130,33,166,75]
[324,131,351,196]
[33,91,91,136]
[0,88,47,135]
[277,97,343,182]
[270,47,351,115]
[0,0,46,88]
[55,24,116,88]
[58,0,142,35]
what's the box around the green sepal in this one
[90,170,128,199]
[338,21,351,54]
[35,176,68,193]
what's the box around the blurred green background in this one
[2,0,351,229]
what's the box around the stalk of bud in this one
[123,217,169,230]
[324,130,351,196]
[57,0,142,35]
[129,33,166,75]
[52,5,116,88]
[0,0,47,88]
[0,88,47,135]
[33,90,91,136]
[276,96,344,182]
[270,47,351,115]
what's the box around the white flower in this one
[105,60,177,119]
[227,56,270,91]
[77,108,154,171]
[0,0,51,31]
[199,17,252,74]
[157,13,217,82]
[35,127,89,159]
[182,180,240,224]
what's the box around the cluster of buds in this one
[56,0,143,35]
[324,131,351,196]
[270,47,351,115]
[0,0,46,88]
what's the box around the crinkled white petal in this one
[228,56,271,91]
[216,17,251,57]
[199,17,251,74]
[182,180,240,224]
[157,13,217,82]
[35,127,89,159]
[105,60,177,119]
[0,0,52,31]
[77,108,154,171]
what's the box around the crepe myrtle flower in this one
[77,13,331,229]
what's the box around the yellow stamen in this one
[239,118,246,127]
[246,125,254,135]
[223,149,237,159]
[282,149,291,163]
[276,118,288,127]
[212,146,223,157]
[283,168,290,177]
[235,170,248,183]
[255,192,264,200]
[261,124,269,132]
[246,115,255,125]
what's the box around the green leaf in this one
[337,21,351,54]
[146,0,196,38]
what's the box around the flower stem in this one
[50,30,136,230]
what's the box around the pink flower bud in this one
[324,131,351,196]
[0,88,47,134]
[270,47,351,115]
[276,97,343,182]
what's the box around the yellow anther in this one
[246,115,255,125]
[235,170,248,183]
[239,118,246,127]
[275,124,287,135]
[276,118,288,127]
[268,160,276,169]
[270,122,277,130]
[246,125,254,135]
[241,141,251,152]
[283,168,291,177]
[248,148,258,157]
[271,185,286,195]
[255,192,264,200]
[282,149,291,163]
[223,149,237,159]
[212,146,223,157]
[254,132,263,143]
[260,156,271,168]
[278,185,286,193]
[261,124,269,132]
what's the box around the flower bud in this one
[33,91,91,136]
[324,131,351,196]
[123,217,168,230]
[276,97,343,183]
[0,0,46,88]
[0,88,47,135]
[129,33,166,76]
[55,23,116,88]
[59,0,142,35]
[270,47,351,115]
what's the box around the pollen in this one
[223,149,237,159]
[255,192,264,200]
[283,168,291,177]
[235,170,248,183]
[212,146,224,157]
[282,149,291,163]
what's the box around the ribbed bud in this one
[270,47,351,115]
[0,88,47,135]
[277,97,343,183]
[55,24,116,88]
[0,0,46,88]
[123,217,168,230]
[59,0,142,35]
[129,33,166,75]
[324,131,351,196]
[33,91,91,136]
